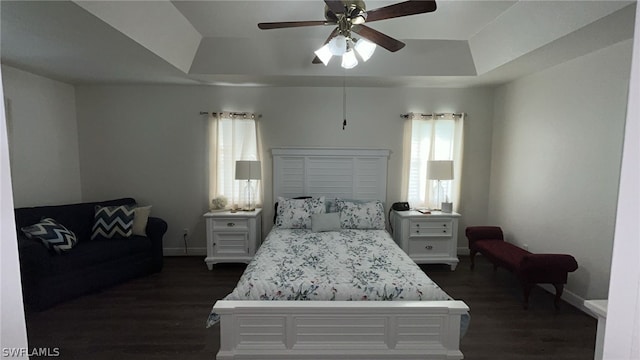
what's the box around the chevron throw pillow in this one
[91,205,135,240]
[21,218,78,254]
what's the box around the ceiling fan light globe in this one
[354,38,376,62]
[341,49,358,69]
[329,35,347,56]
[314,44,333,66]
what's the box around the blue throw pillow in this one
[22,218,78,254]
[91,205,134,240]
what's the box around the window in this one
[403,113,464,210]
[208,112,261,209]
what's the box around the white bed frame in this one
[214,148,469,359]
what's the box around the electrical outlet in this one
[183,228,189,237]
[523,244,529,251]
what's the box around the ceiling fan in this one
[258,0,437,68]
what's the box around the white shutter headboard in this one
[271,148,391,203]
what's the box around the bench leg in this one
[522,282,534,310]
[470,250,478,270]
[553,283,564,309]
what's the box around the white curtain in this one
[208,112,261,209]
[402,113,464,210]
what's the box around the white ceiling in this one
[1,0,636,87]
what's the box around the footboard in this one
[214,300,469,360]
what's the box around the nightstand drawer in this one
[408,238,450,256]
[410,220,452,237]
[211,218,249,230]
[392,210,460,270]
[212,233,249,255]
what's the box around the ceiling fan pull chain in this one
[342,74,347,130]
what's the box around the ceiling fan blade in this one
[352,25,405,52]
[258,20,331,30]
[365,0,437,23]
[324,0,346,15]
[312,27,340,64]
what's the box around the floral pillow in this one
[275,196,325,229]
[336,199,385,230]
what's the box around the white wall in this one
[0,64,29,360]
[74,85,495,255]
[604,3,640,356]
[1,65,82,207]
[489,39,633,302]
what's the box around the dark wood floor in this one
[25,256,597,359]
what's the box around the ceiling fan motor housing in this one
[325,0,367,25]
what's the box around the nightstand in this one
[203,209,262,270]
[391,210,461,270]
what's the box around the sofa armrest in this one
[146,216,168,242]
[465,226,504,248]
[17,236,52,278]
[145,217,167,271]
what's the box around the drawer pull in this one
[443,224,447,227]
[443,230,447,233]
[227,222,235,227]
[425,245,433,250]
[416,224,420,227]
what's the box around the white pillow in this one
[132,205,152,236]
[335,199,385,230]
[311,213,341,232]
[275,196,325,229]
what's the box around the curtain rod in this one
[400,112,465,118]
[200,111,262,118]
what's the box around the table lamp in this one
[427,160,454,211]
[235,160,261,211]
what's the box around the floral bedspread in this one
[207,229,457,327]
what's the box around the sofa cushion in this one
[49,236,152,274]
[21,218,78,254]
[91,205,135,240]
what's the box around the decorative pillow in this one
[21,218,78,254]
[336,199,385,230]
[91,205,135,240]
[326,198,368,213]
[275,196,325,229]
[311,213,341,232]
[132,205,152,236]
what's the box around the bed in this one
[208,148,469,359]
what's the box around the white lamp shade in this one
[341,49,358,69]
[354,38,376,62]
[427,160,454,180]
[328,35,347,56]
[314,44,333,66]
[235,160,261,180]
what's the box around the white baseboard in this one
[163,247,206,256]
[538,283,594,317]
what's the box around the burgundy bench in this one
[465,226,578,309]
